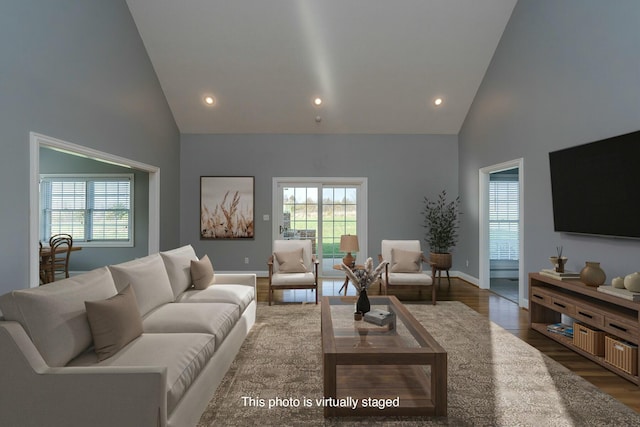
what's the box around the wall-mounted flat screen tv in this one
[549,130,640,239]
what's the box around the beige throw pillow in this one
[191,254,215,290]
[85,284,143,361]
[391,248,422,273]
[275,248,307,273]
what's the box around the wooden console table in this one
[529,272,640,385]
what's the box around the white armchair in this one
[267,239,319,305]
[379,240,437,305]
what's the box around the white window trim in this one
[40,173,135,248]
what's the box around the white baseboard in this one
[446,270,479,286]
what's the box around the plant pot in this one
[430,252,452,270]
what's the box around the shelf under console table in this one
[529,272,640,385]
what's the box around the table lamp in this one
[339,235,359,267]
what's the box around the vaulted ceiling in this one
[126,0,517,134]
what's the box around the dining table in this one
[39,245,82,283]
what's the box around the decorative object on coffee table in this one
[580,261,606,286]
[340,257,387,315]
[356,289,370,314]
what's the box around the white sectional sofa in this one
[0,245,256,427]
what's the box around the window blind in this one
[489,180,519,260]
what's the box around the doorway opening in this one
[29,132,160,288]
[479,158,525,307]
[488,167,520,303]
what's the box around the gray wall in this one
[0,0,180,294]
[40,147,150,269]
[458,0,640,289]
[180,134,458,273]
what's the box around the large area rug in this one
[198,301,640,426]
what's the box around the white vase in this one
[611,276,625,289]
[623,272,640,292]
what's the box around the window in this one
[40,174,134,247]
[489,178,519,260]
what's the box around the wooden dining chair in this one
[48,234,73,281]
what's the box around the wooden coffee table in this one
[321,295,447,417]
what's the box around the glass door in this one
[279,185,320,258]
[321,186,358,274]
[274,178,367,276]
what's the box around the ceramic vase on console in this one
[580,261,606,286]
[356,289,370,314]
[623,272,640,292]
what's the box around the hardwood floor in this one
[258,276,640,413]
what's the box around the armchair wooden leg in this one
[268,284,272,306]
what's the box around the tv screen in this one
[549,130,640,239]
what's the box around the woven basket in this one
[430,252,452,269]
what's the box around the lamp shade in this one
[339,235,359,253]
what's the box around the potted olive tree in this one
[422,190,461,269]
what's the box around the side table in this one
[431,263,451,287]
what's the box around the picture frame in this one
[200,176,255,239]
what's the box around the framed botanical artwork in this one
[200,176,255,239]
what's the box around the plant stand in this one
[432,264,451,287]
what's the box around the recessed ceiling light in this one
[314,97,322,106]
[204,96,216,106]
[434,98,443,106]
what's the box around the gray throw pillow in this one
[85,284,143,361]
[191,254,215,290]
[275,248,308,273]
[391,248,422,272]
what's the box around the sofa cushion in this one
[176,285,255,315]
[142,302,239,347]
[190,254,215,290]
[160,245,198,298]
[67,333,216,415]
[0,267,117,367]
[386,272,433,286]
[274,248,307,273]
[109,254,174,317]
[391,248,422,273]
[270,271,316,286]
[85,285,143,361]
